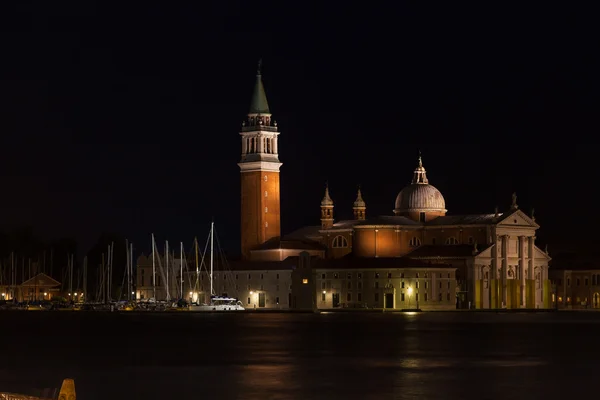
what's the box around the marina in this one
[0,222,246,313]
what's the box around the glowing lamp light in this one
[302,278,308,284]
[250,291,254,295]
[322,290,326,294]
[407,287,413,296]
[189,292,193,296]
[131,291,135,295]
[74,293,78,296]
[43,292,47,296]
[1,293,5,297]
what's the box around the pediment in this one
[20,273,61,287]
[497,209,539,228]
[534,246,552,261]
[474,244,495,259]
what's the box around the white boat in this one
[191,295,245,311]
[188,221,245,312]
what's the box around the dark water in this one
[0,311,598,399]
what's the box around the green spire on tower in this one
[249,59,271,114]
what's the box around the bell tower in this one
[353,186,366,220]
[320,183,334,229]
[238,61,282,260]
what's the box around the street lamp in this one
[407,286,413,309]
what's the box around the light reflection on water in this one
[0,311,598,400]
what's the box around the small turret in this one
[353,186,366,220]
[320,183,334,229]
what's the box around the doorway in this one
[258,292,266,308]
[594,293,599,309]
[384,293,394,309]
[332,293,340,308]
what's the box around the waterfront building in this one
[549,254,600,309]
[135,63,553,310]
[0,273,60,302]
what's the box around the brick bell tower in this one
[238,60,282,260]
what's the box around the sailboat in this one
[189,221,245,311]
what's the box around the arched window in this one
[445,237,459,245]
[332,235,348,248]
[409,237,421,247]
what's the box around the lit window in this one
[332,235,348,248]
[302,278,308,284]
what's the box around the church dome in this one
[394,155,447,215]
[394,184,446,212]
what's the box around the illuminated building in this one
[549,255,600,309]
[135,64,552,310]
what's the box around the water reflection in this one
[0,312,599,400]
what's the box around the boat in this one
[188,222,245,312]
[191,295,245,311]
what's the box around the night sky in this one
[0,2,597,258]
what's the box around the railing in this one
[241,125,278,132]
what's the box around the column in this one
[527,236,536,308]
[490,235,499,309]
[501,235,508,307]
[241,136,247,155]
[273,136,278,154]
[258,134,264,153]
[519,236,526,307]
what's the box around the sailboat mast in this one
[83,256,87,303]
[210,221,214,296]
[180,242,183,299]
[130,242,134,300]
[166,240,170,301]
[152,234,156,300]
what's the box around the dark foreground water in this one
[0,311,598,399]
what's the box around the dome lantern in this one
[393,153,447,222]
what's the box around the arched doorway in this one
[593,293,599,309]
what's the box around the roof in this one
[425,213,500,226]
[395,183,446,213]
[252,237,326,251]
[355,215,422,227]
[312,254,455,270]
[227,256,308,271]
[20,273,61,287]
[406,244,478,259]
[322,220,358,230]
[249,71,270,114]
[284,225,322,239]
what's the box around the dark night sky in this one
[0,2,598,258]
